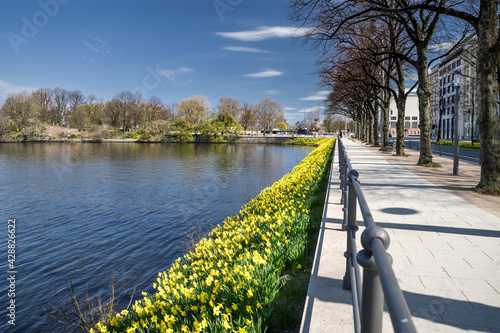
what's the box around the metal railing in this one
[338,138,417,333]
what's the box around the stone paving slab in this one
[300,138,500,333]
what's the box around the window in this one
[390,110,393,115]
[412,122,418,128]
[412,116,418,120]
[391,116,397,120]
[391,122,397,127]
[405,116,410,120]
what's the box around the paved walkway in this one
[300,138,500,332]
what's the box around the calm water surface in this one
[0,142,313,332]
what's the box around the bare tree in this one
[216,97,242,120]
[164,102,178,121]
[67,90,86,115]
[115,91,136,136]
[52,87,69,125]
[290,0,471,164]
[410,0,500,189]
[129,93,144,130]
[32,88,53,123]
[145,96,164,123]
[0,91,40,138]
[239,102,256,131]
[253,96,284,134]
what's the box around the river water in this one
[0,142,313,332]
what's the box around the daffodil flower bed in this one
[282,138,332,146]
[97,139,335,333]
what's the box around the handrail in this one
[337,137,417,333]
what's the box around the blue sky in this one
[0,0,328,124]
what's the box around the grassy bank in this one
[95,139,335,333]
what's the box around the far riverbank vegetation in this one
[0,88,350,143]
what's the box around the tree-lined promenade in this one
[290,0,500,192]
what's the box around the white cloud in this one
[81,36,112,55]
[158,67,195,81]
[223,46,269,53]
[265,90,278,95]
[284,106,325,118]
[244,70,282,78]
[216,26,310,41]
[300,90,330,101]
[303,106,325,112]
[429,41,457,52]
[0,79,36,104]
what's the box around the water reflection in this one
[0,142,312,332]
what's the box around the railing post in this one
[338,141,343,169]
[357,226,391,333]
[341,181,348,230]
[338,143,345,188]
[440,142,442,156]
[343,170,359,290]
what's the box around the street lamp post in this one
[453,70,461,176]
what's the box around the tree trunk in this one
[395,94,406,156]
[382,100,390,147]
[367,110,374,143]
[373,106,379,146]
[416,46,433,165]
[363,112,368,142]
[476,0,500,188]
[382,86,390,147]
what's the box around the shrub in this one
[89,126,111,142]
[171,130,194,142]
[433,140,480,149]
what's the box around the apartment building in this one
[430,63,440,138]
[389,92,420,137]
[430,34,477,141]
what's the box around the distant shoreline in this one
[0,135,317,144]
